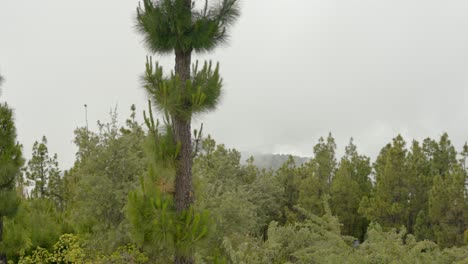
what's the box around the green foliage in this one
[143,58,223,120]
[356,224,468,264]
[360,135,410,229]
[276,156,299,214]
[191,137,287,262]
[424,133,458,176]
[126,108,210,262]
[313,133,337,191]
[331,138,372,241]
[24,136,64,210]
[414,210,434,241]
[17,234,148,264]
[136,0,240,54]
[3,100,468,263]
[66,108,147,253]
[0,103,23,217]
[143,100,179,168]
[429,166,466,247]
[0,101,23,263]
[135,1,241,262]
[296,133,337,216]
[222,217,468,264]
[98,244,149,264]
[24,136,58,199]
[127,179,210,259]
[1,199,68,262]
[406,140,433,238]
[127,183,210,262]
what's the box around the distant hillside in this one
[241,152,310,171]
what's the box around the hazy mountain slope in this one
[241,152,310,170]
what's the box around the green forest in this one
[1,0,468,263]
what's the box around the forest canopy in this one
[0,107,466,263]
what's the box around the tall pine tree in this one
[297,133,337,216]
[25,136,61,200]
[331,138,372,241]
[360,135,409,229]
[428,134,466,247]
[407,139,433,239]
[0,75,24,264]
[135,1,239,263]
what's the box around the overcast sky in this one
[1,0,468,169]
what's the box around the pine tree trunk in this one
[175,254,194,264]
[0,216,6,264]
[173,47,194,264]
[174,49,193,212]
[173,116,193,212]
[173,1,194,263]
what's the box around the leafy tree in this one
[223,215,468,264]
[135,1,240,262]
[193,138,280,249]
[67,108,147,253]
[331,138,372,241]
[17,234,148,264]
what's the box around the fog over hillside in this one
[241,152,310,170]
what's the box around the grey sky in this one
[1,0,468,169]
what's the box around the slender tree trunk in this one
[0,216,6,264]
[173,1,194,262]
[174,49,193,212]
[175,251,194,264]
[173,116,193,212]
[173,48,194,264]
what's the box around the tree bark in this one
[0,216,6,264]
[175,254,194,264]
[173,47,194,264]
[174,49,193,213]
[172,2,194,263]
[173,116,194,212]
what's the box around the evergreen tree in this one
[275,156,299,223]
[135,1,240,262]
[1,198,68,262]
[314,133,337,193]
[297,133,337,216]
[0,77,24,264]
[429,166,466,247]
[25,136,61,200]
[297,161,324,216]
[331,138,372,241]
[360,135,409,229]
[127,108,208,262]
[423,133,458,178]
[406,140,433,239]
